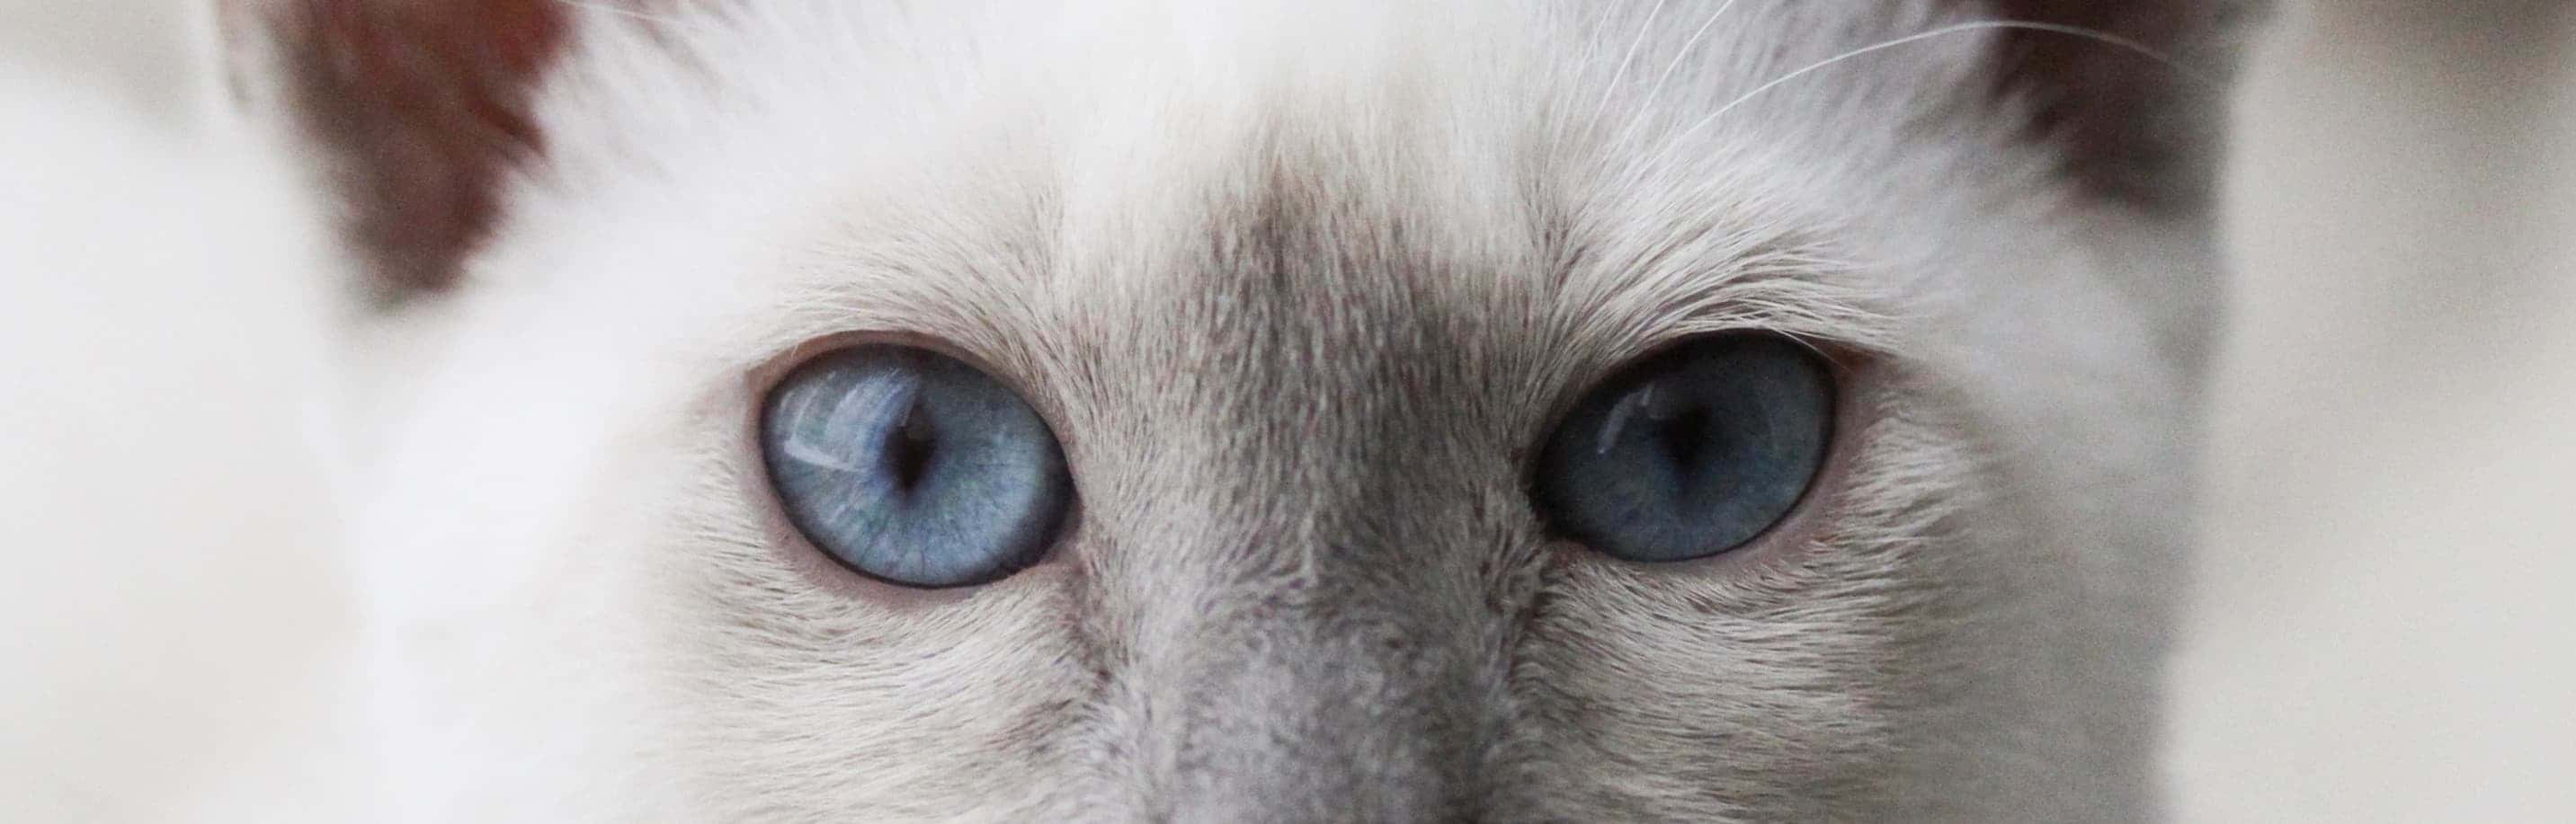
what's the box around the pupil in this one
[1655,403,1713,480]
[887,402,938,490]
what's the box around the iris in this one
[761,345,1072,588]
[1531,335,1835,563]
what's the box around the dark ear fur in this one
[1975,0,2265,213]
[221,0,571,305]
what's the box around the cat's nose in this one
[1143,607,1493,823]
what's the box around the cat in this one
[214,0,2260,820]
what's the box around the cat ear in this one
[1967,0,2266,213]
[216,0,572,305]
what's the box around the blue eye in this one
[760,345,1072,589]
[1530,335,1836,563]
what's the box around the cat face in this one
[225,1,2255,820]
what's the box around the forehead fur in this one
[479,0,2080,394]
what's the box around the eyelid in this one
[1527,328,1862,452]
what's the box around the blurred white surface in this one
[0,4,349,819]
[2170,2,2576,820]
[1,1,2570,820]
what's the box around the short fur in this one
[222,1,2259,820]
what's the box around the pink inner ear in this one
[266,0,573,302]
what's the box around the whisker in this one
[1589,0,1673,128]
[1550,3,1635,153]
[1618,0,1741,143]
[1642,20,2210,173]
[550,0,700,31]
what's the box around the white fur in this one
[236,1,2229,820]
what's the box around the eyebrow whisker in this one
[1589,0,1675,130]
[1636,19,2208,176]
[1615,0,1741,146]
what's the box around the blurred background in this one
[2178,1,2576,819]
[3,1,2570,820]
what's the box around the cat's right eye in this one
[759,344,1073,589]
[1529,334,1837,563]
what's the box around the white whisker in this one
[551,0,699,31]
[1547,4,1629,152]
[1590,0,1673,129]
[1641,20,2208,173]
[1618,0,1740,144]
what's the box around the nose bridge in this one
[1086,162,1524,820]
[1162,632,1488,821]
[1116,436,1508,821]
[1138,526,1499,822]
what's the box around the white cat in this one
[212,1,2260,820]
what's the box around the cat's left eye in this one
[1529,333,1836,563]
[759,344,1073,589]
